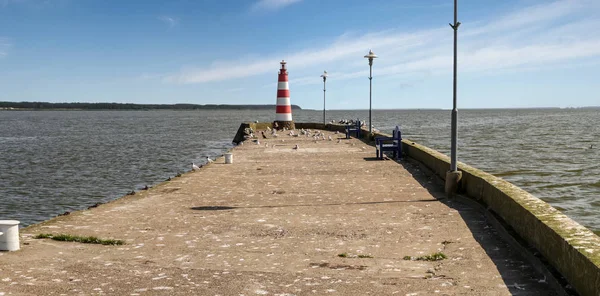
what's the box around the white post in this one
[0,220,21,251]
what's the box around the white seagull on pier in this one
[206,156,214,163]
[192,163,201,171]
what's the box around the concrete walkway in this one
[0,129,556,295]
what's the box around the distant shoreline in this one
[1,101,597,111]
[0,101,302,111]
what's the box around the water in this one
[0,109,598,234]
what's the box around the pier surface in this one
[1,129,555,295]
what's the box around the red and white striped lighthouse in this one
[274,60,295,130]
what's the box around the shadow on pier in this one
[191,199,438,211]
[397,159,568,296]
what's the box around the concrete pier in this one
[1,128,558,295]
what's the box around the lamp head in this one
[364,49,378,60]
[320,70,328,81]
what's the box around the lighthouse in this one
[274,60,295,130]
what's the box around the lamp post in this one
[446,0,462,196]
[450,0,460,171]
[320,71,328,125]
[364,49,378,136]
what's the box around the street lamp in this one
[320,71,328,125]
[364,49,378,136]
[446,0,462,196]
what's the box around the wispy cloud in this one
[158,16,179,28]
[250,0,302,13]
[164,30,436,84]
[463,0,583,38]
[162,0,600,86]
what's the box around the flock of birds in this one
[240,126,344,149]
[332,119,364,126]
[330,119,379,132]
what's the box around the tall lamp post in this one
[364,50,378,136]
[446,0,462,196]
[320,71,328,125]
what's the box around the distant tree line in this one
[0,101,302,110]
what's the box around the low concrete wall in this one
[233,122,600,295]
[401,139,600,296]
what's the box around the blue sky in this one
[1,0,599,109]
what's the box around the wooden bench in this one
[375,126,402,160]
[345,120,362,139]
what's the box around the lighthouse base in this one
[273,121,295,131]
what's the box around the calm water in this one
[1,109,598,234]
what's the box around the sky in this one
[1,0,600,110]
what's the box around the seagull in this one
[265,143,268,148]
[256,140,261,145]
[261,131,267,139]
[293,144,299,150]
[206,156,214,163]
[328,135,332,141]
[192,163,201,171]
